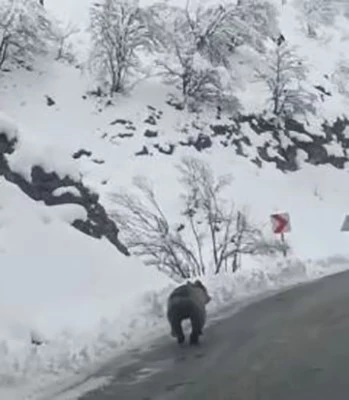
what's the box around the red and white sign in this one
[271,213,291,234]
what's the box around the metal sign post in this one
[271,212,291,257]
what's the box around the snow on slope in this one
[0,174,172,395]
[2,0,349,398]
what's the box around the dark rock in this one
[92,159,105,164]
[110,118,129,126]
[251,157,262,168]
[276,33,286,46]
[210,124,231,137]
[0,134,129,256]
[88,87,103,97]
[300,142,328,165]
[233,139,245,156]
[179,140,192,147]
[0,133,17,155]
[135,146,150,156]
[45,96,55,106]
[284,118,308,134]
[327,156,346,169]
[176,223,185,232]
[72,149,92,159]
[314,85,332,97]
[322,117,349,144]
[31,333,43,346]
[216,105,222,120]
[166,97,184,110]
[144,115,157,125]
[154,143,175,155]
[241,135,252,146]
[118,133,134,138]
[193,134,212,151]
[257,144,298,172]
[179,134,212,152]
[144,129,158,138]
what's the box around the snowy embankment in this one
[1,111,349,400]
[2,0,349,396]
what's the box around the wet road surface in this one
[66,270,349,400]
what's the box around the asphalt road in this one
[71,270,349,400]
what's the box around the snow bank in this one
[0,178,171,394]
[2,0,349,398]
[7,138,81,182]
[0,111,19,141]
[52,186,81,198]
[3,159,349,399]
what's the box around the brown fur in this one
[167,280,211,345]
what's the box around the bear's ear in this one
[194,280,206,291]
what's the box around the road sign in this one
[341,215,349,231]
[271,212,291,234]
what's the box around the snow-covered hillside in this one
[2,0,349,398]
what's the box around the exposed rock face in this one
[134,108,349,171]
[200,115,349,172]
[0,132,129,256]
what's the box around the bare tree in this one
[110,177,201,280]
[149,4,224,110]
[156,52,225,111]
[255,41,317,118]
[89,0,155,94]
[52,21,79,63]
[233,0,279,53]
[0,0,54,70]
[110,157,284,280]
[177,157,270,274]
[294,0,337,38]
[147,0,277,111]
[332,58,349,97]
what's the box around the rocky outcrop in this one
[0,132,129,256]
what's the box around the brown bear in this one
[166,280,211,345]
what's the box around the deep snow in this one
[2,0,349,398]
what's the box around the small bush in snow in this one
[110,156,286,280]
[88,0,156,94]
[51,21,79,64]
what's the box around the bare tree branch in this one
[110,158,289,280]
[0,0,54,69]
[88,0,156,94]
[255,41,317,118]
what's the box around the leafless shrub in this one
[110,157,287,280]
[52,21,79,63]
